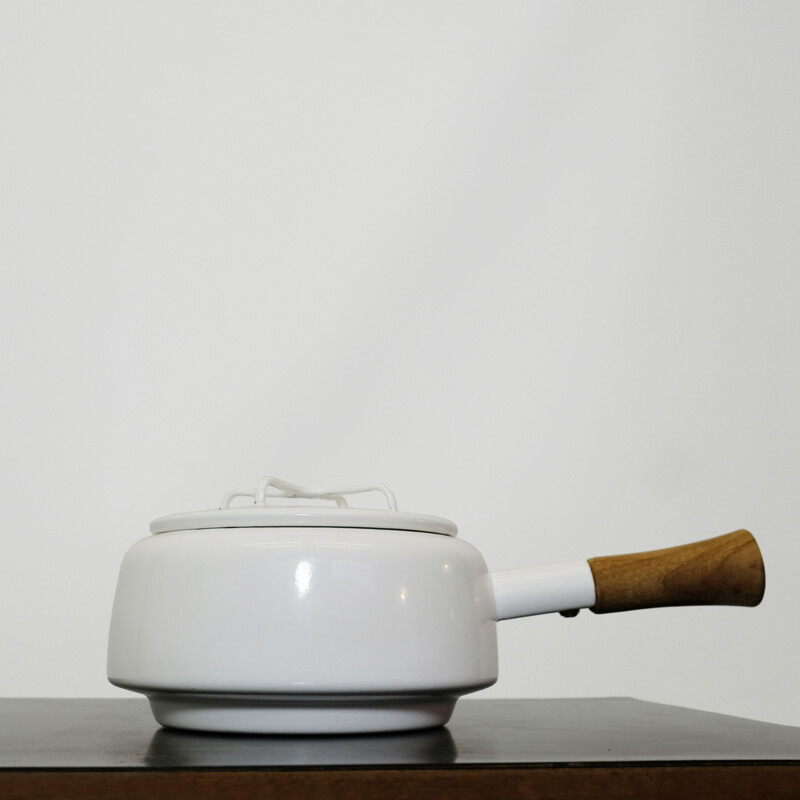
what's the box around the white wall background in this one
[2,2,799,726]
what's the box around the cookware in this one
[107,476,765,734]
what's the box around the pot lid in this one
[150,476,458,537]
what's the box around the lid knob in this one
[220,476,399,511]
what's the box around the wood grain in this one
[3,765,800,800]
[588,529,765,614]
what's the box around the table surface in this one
[2,697,799,769]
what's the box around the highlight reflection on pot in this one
[294,560,313,598]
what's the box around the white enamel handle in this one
[491,560,596,620]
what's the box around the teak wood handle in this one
[587,529,765,614]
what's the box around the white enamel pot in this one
[107,477,765,735]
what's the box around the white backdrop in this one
[2,2,799,726]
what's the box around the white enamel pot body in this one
[107,477,765,735]
[108,526,500,696]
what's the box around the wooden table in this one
[2,697,799,798]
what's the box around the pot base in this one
[147,691,459,735]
